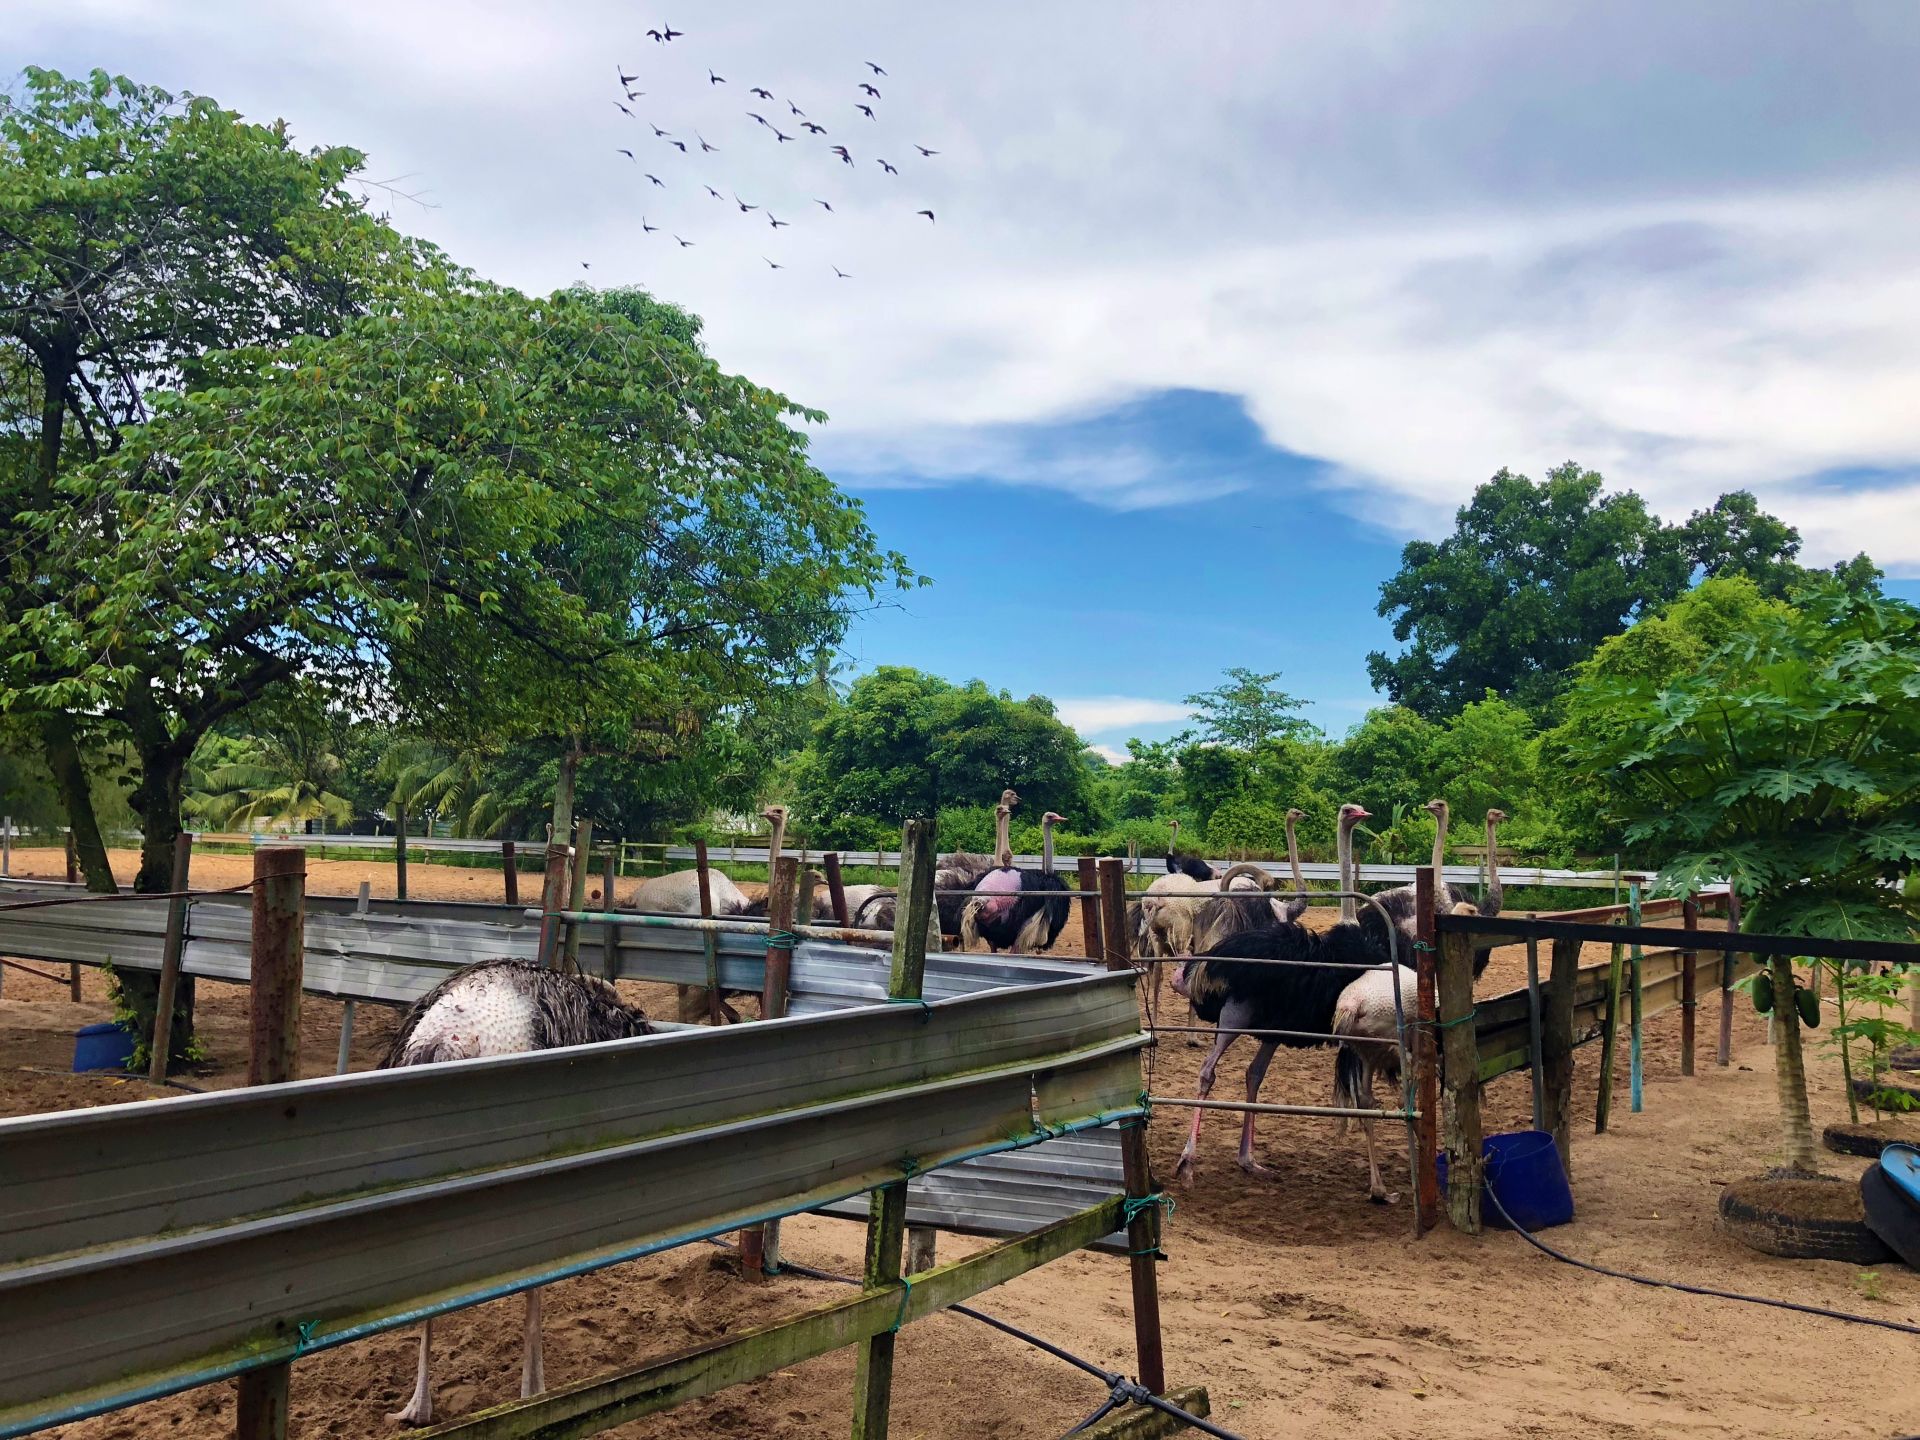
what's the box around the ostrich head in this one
[999,788,1020,810]
[1285,808,1305,824]
[1424,798,1448,821]
[1042,810,1065,828]
[1169,817,1180,842]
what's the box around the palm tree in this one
[184,725,355,832]
[378,739,514,838]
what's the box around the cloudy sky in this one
[17,2,1920,751]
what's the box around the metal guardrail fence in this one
[0,973,1147,1435]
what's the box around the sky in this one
[15,2,1920,754]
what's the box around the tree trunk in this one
[549,744,579,842]
[123,735,196,1067]
[1769,955,1818,1172]
[38,715,117,894]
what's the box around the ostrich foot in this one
[387,1396,432,1427]
[1173,1151,1198,1186]
[1368,1188,1401,1206]
[1237,1154,1281,1180]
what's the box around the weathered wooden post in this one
[1543,935,1582,1177]
[1413,867,1441,1234]
[394,806,408,901]
[502,839,519,906]
[601,846,622,982]
[236,845,304,1439]
[65,827,79,884]
[1076,855,1103,958]
[824,852,850,925]
[560,819,594,976]
[148,833,194,1083]
[1595,927,1626,1132]
[739,854,800,1280]
[1525,921,1545,1131]
[1719,891,1740,1067]
[534,841,571,970]
[1437,922,1483,1234]
[1628,884,1645,1114]
[689,839,723,1025]
[1680,898,1700,1076]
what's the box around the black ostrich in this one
[959,794,1072,953]
[1164,817,1216,881]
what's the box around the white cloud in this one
[1053,697,1191,735]
[1085,743,1133,766]
[18,2,1920,567]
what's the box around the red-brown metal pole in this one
[502,840,519,906]
[1680,898,1699,1077]
[237,844,304,1438]
[1413,866,1441,1235]
[1076,855,1104,960]
[1095,857,1130,973]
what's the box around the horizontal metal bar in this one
[1142,952,1396,972]
[1147,1097,1416,1121]
[1150,1023,1384,1044]
[1439,912,1918,964]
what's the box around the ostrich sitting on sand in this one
[381,960,652,1427]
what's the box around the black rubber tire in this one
[1718,1181,1892,1263]
[1852,1076,1920,1105]
[1822,1123,1920,1158]
[1860,1167,1920,1271]
[1890,1047,1920,1073]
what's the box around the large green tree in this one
[1182,668,1317,748]
[1,67,430,890]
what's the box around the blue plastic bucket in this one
[1436,1129,1575,1231]
[73,1021,136,1073]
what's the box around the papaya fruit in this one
[1796,985,1820,1028]
[1753,972,1775,1015]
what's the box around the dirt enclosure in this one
[3,848,1917,1438]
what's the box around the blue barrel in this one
[73,1021,136,1073]
[1436,1129,1575,1231]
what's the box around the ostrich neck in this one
[995,809,1012,869]
[1484,816,1503,910]
[767,816,786,868]
[1431,803,1448,876]
[1337,819,1357,923]
[1041,819,1055,874]
[1285,819,1304,891]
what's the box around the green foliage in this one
[792,667,1091,842]
[1563,582,1920,942]
[1091,737,1182,822]
[1822,963,1920,1123]
[1332,706,1438,818]
[1182,668,1318,748]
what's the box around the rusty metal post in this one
[502,839,519,906]
[148,832,194,1083]
[601,846,621,981]
[1076,855,1103,959]
[1680,898,1700,1076]
[534,841,571,969]
[1414,867,1441,1234]
[824,851,850,924]
[1719,891,1740,1067]
[394,805,408,901]
[237,845,303,1438]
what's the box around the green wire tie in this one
[1434,1007,1479,1029]
[1121,1192,1175,1225]
[293,1319,318,1354]
[885,995,933,1020]
[766,930,797,951]
[889,1273,916,1333]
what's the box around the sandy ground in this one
[4,850,1918,1439]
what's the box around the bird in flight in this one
[876,158,898,175]
[618,66,640,86]
[750,87,774,100]
[697,132,717,152]
[641,216,659,232]
[705,184,724,199]
[646,28,663,40]
[614,101,634,116]
[788,100,806,117]
[833,265,852,278]
[734,193,759,211]
[768,213,790,228]
[915,145,939,157]
[709,69,725,84]
[830,144,853,164]
[917,208,935,223]
[859,83,881,98]
[856,104,876,119]
[772,127,794,142]
[662,24,683,40]
[866,61,886,75]
[646,173,665,187]
[802,120,827,134]
[815,198,834,212]
[764,256,784,269]
[748,112,771,128]
[651,123,672,137]
[616,148,635,160]
[675,234,694,246]
[667,138,688,152]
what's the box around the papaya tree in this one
[1565,583,1920,1169]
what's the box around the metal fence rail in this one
[0,973,1146,1434]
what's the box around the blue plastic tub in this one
[73,1021,136,1073]
[1436,1129,1575,1231]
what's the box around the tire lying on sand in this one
[1718,1172,1892,1263]
[1822,1121,1920,1158]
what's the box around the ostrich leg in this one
[1173,997,1251,1184]
[520,1288,545,1398]
[388,1319,434,1426]
[1236,1040,1282,1178]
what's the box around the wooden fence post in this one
[148,833,194,1083]
[601,847,621,982]
[1628,883,1645,1114]
[689,839,723,1025]
[824,852,850,925]
[236,845,304,1440]
[1543,936,1581,1178]
[502,840,519,906]
[1680,898,1700,1077]
[534,841,571,970]
[1413,869,1441,1234]
[1595,930,1626,1132]
[2,814,8,875]
[1719,892,1740,1067]
[1524,922,1545,1131]
[739,854,800,1280]
[1095,857,1130,973]
[1437,926,1483,1234]
[1077,856,1103,960]
[560,820,593,976]
[394,806,408,901]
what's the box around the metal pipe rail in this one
[1439,911,1920,966]
[1146,1098,1415,1121]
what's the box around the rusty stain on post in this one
[824,852,850,925]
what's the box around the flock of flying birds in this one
[600,25,940,280]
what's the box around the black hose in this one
[1482,1186,1920,1337]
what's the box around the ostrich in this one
[1367,798,1476,938]
[624,807,776,916]
[960,797,1073,953]
[1165,818,1216,882]
[380,960,652,1427]
[1170,804,1391,1183]
[1167,809,1313,953]
[844,844,999,938]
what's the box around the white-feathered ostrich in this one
[624,805,776,917]
[380,960,652,1427]
[960,796,1073,953]
[1170,804,1394,1183]
[1165,818,1217,882]
[845,845,999,938]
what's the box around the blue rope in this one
[766,930,797,951]
[889,1273,917,1332]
